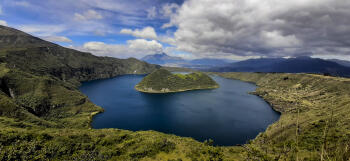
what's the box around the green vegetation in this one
[161,66,197,73]
[217,72,350,160]
[135,69,219,93]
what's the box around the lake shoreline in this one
[134,84,220,93]
[82,74,279,146]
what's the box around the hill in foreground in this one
[135,69,219,93]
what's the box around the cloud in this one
[78,0,146,16]
[165,0,350,58]
[74,10,103,21]
[18,25,66,36]
[41,36,72,43]
[161,3,179,18]
[0,20,8,26]
[81,39,163,58]
[120,27,157,39]
[159,36,176,45]
[261,31,301,48]
[147,7,157,19]
[10,1,31,7]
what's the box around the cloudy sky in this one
[1,0,350,60]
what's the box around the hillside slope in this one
[217,72,350,160]
[0,25,159,127]
[0,26,159,83]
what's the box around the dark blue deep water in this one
[80,75,280,146]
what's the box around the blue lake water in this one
[79,74,280,146]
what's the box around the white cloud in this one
[261,31,301,48]
[11,1,31,7]
[78,0,144,16]
[165,0,350,58]
[145,3,180,20]
[147,7,157,19]
[127,39,162,51]
[74,10,103,21]
[161,3,179,18]
[81,39,162,58]
[158,36,176,46]
[120,27,157,39]
[41,36,72,43]
[0,20,8,26]
[18,25,66,36]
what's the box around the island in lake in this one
[135,69,219,93]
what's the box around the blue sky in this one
[0,0,187,59]
[1,0,350,60]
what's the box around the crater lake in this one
[80,74,280,146]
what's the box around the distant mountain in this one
[189,58,235,66]
[210,56,350,77]
[184,58,235,68]
[141,53,185,65]
[215,58,285,72]
[328,59,350,67]
[141,53,234,68]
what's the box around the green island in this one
[135,69,219,93]
[0,25,349,160]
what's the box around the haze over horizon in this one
[1,0,350,61]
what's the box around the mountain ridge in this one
[210,56,350,77]
[141,53,185,65]
[141,53,234,68]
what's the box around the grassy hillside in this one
[0,25,159,83]
[0,25,159,128]
[135,69,219,93]
[217,72,350,160]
